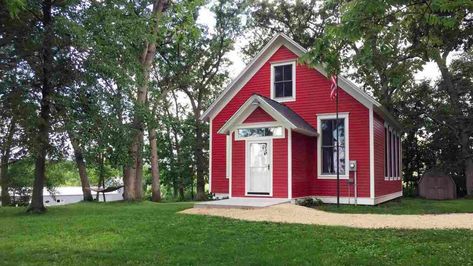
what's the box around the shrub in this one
[295,197,323,207]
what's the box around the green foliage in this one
[3,0,26,18]
[1,202,473,264]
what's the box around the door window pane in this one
[237,126,283,139]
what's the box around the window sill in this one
[384,177,401,181]
[272,97,295,103]
[318,175,349,180]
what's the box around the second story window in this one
[271,61,295,101]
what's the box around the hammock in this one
[90,186,123,193]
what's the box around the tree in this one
[404,1,473,194]
[0,117,16,206]
[244,0,327,60]
[424,52,473,195]
[123,0,169,201]
[155,0,243,200]
[25,0,55,213]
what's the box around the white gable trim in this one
[217,94,317,137]
[218,95,295,135]
[201,33,401,131]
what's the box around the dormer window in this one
[271,61,296,102]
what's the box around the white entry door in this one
[246,140,272,195]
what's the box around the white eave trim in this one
[217,95,318,137]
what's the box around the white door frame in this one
[245,139,273,196]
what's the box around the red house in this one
[201,34,402,205]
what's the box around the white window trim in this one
[317,113,350,179]
[384,125,390,181]
[234,122,286,141]
[398,133,402,181]
[245,139,273,197]
[384,124,401,181]
[389,127,394,181]
[270,60,296,102]
[226,133,232,179]
[396,133,401,180]
[393,132,399,180]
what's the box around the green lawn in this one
[1,202,473,265]
[316,197,473,215]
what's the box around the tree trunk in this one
[0,156,10,206]
[173,128,184,200]
[134,131,144,199]
[124,0,167,201]
[461,132,473,195]
[96,154,106,202]
[1,119,15,206]
[27,0,53,213]
[194,118,206,201]
[149,127,161,202]
[434,54,473,195]
[164,116,178,198]
[465,158,473,196]
[69,134,93,201]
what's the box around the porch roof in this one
[218,94,318,137]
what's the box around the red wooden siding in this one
[211,119,228,193]
[374,113,402,196]
[291,132,316,198]
[243,107,275,123]
[231,133,244,196]
[273,132,288,197]
[211,45,371,198]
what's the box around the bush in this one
[295,197,323,207]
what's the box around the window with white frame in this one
[318,114,349,178]
[385,125,401,180]
[236,126,283,139]
[271,61,295,101]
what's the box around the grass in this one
[316,197,473,215]
[0,201,472,265]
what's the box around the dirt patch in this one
[181,203,473,230]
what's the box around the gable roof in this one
[202,33,402,130]
[218,94,317,137]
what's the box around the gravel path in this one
[181,203,473,230]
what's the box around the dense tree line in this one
[1,0,244,212]
[0,0,471,213]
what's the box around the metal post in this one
[336,76,340,207]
